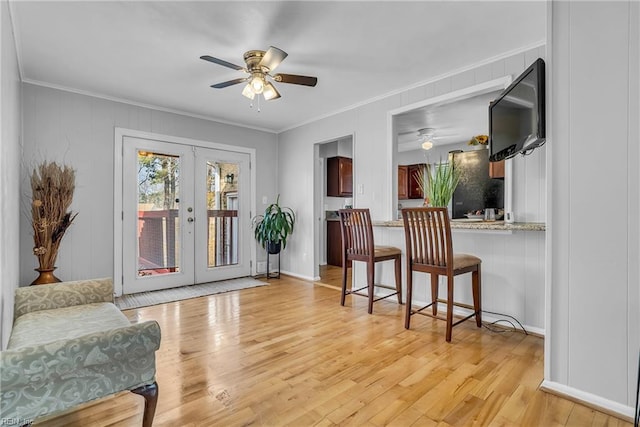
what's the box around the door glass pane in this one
[137,151,181,276]
[206,161,239,268]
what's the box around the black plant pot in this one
[267,241,282,255]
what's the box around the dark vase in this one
[31,267,62,286]
[267,241,282,255]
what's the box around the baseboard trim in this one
[279,270,318,282]
[540,380,634,423]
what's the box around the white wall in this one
[546,0,640,414]
[278,46,546,281]
[0,0,22,349]
[19,84,278,286]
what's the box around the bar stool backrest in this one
[402,207,453,274]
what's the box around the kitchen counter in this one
[373,220,545,232]
[325,210,340,221]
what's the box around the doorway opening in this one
[312,135,354,284]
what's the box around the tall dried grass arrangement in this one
[415,159,462,208]
[30,162,78,270]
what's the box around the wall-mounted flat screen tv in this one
[489,58,545,162]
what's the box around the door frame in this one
[114,128,257,297]
[312,133,355,280]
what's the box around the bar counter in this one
[359,219,547,335]
[373,220,545,232]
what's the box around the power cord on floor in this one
[481,310,528,335]
[635,350,639,427]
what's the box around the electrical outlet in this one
[257,261,267,273]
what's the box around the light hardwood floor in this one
[36,271,630,426]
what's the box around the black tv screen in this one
[489,58,545,162]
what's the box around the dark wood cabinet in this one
[327,156,352,197]
[327,220,350,267]
[489,160,505,179]
[398,165,408,199]
[398,163,425,200]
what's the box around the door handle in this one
[187,217,194,223]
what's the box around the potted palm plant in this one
[415,157,461,208]
[251,195,295,254]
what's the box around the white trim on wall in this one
[281,41,545,134]
[113,127,257,296]
[540,380,634,423]
[544,0,554,384]
[24,79,276,135]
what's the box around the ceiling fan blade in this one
[273,73,318,87]
[260,46,288,72]
[211,77,248,89]
[200,55,245,71]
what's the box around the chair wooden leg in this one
[445,276,454,342]
[430,273,439,316]
[405,268,413,329]
[473,265,482,327]
[131,381,158,427]
[367,261,375,314]
[394,256,402,304]
[340,261,348,306]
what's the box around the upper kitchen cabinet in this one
[398,163,425,200]
[398,165,408,199]
[327,156,352,197]
[489,159,505,179]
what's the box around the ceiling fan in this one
[398,128,453,150]
[200,46,318,101]
[417,128,437,150]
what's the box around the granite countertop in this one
[373,220,545,232]
[325,210,340,221]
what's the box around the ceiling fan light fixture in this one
[242,83,256,100]
[418,128,435,150]
[263,82,281,100]
[249,74,265,94]
[201,46,318,102]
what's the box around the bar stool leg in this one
[340,259,348,306]
[405,270,413,329]
[367,261,375,314]
[394,256,402,304]
[431,274,439,316]
[446,276,454,342]
[473,265,482,327]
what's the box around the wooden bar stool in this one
[401,207,482,342]
[338,209,402,314]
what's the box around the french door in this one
[122,136,251,294]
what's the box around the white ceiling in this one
[9,1,546,133]
[395,90,500,151]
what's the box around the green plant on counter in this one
[415,158,461,208]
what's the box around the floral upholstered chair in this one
[0,278,161,426]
